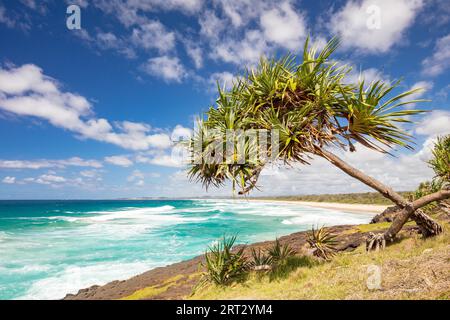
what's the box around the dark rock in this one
[371,205,400,223]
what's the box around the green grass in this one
[190,223,449,300]
[254,192,413,205]
[120,274,185,300]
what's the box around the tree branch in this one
[315,148,408,207]
[413,189,450,209]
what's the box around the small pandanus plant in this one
[307,226,338,261]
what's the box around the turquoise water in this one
[0,199,373,300]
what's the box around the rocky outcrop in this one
[370,205,400,223]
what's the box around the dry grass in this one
[190,224,450,300]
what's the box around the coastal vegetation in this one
[190,222,449,300]
[254,192,412,205]
[306,226,338,260]
[188,37,449,249]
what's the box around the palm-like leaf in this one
[428,135,450,185]
[188,37,427,194]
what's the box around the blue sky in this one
[0,0,449,199]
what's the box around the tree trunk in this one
[315,149,446,248]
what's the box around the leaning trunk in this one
[315,149,444,244]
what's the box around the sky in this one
[0,0,449,199]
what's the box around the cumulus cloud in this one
[212,30,269,66]
[2,176,16,184]
[184,40,203,69]
[127,169,145,186]
[131,21,176,53]
[171,125,192,141]
[208,72,238,91]
[345,67,390,85]
[415,110,450,137]
[260,2,307,51]
[422,34,450,77]
[329,0,424,53]
[142,56,186,82]
[104,155,133,167]
[0,64,172,150]
[399,80,433,106]
[202,1,309,66]
[23,174,67,186]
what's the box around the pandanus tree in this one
[187,38,449,250]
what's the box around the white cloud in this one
[260,2,307,50]
[171,125,192,141]
[0,5,18,29]
[184,41,203,69]
[422,34,450,77]
[104,156,133,167]
[0,157,102,170]
[415,110,450,137]
[138,153,185,168]
[95,0,203,28]
[212,30,269,66]
[208,72,238,91]
[22,174,67,186]
[127,169,145,186]
[346,67,390,84]
[329,0,424,53]
[38,174,66,183]
[2,176,16,184]
[80,170,102,180]
[253,141,435,196]
[142,56,186,82]
[199,10,225,41]
[203,1,310,66]
[96,31,137,59]
[0,64,172,150]
[131,21,176,53]
[400,81,433,106]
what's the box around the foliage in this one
[190,223,450,300]
[414,181,442,200]
[250,248,272,269]
[307,226,338,261]
[255,191,413,205]
[267,238,296,266]
[199,236,249,287]
[188,37,426,194]
[428,135,450,187]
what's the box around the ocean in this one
[0,199,373,300]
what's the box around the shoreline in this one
[245,199,388,214]
[64,200,387,300]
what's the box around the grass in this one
[189,223,449,300]
[254,192,413,205]
[120,274,185,300]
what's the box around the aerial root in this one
[366,232,386,252]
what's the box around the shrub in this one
[250,248,272,271]
[199,235,249,287]
[307,226,338,261]
[267,239,296,266]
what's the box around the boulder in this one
[370,205,400,223]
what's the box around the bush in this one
[307,226,337,261]
[250,248,272,271]
[199,235,249,287]
[267,238,296,267]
